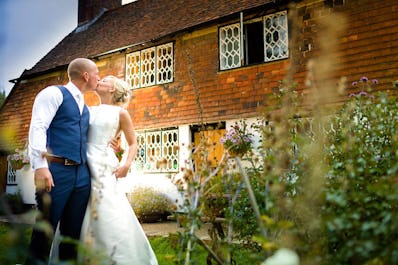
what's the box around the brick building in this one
[0,0,397,194]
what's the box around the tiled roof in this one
[22,0,273,77]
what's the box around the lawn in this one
[0,222,257,264]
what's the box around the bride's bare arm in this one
[113,109,137,178]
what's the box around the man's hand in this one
[109,134,121,152]
[34,168,55,192]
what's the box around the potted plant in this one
[7,143,35,205]
[128,186,176,223]
[7,143,30,170]
[220,121,254,157]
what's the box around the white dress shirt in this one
[29,82,84,170]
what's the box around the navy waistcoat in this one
[46,86,89,164]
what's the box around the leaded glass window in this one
[126,51,140,89]
[134,128,179,173]
[219,11,288,70]
[157,43,173,84]
[219,23,241,70]
[264,11,289,62]
[141,47,156,87]
[125,42,174,89]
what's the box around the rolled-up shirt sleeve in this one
[29,86,63,170]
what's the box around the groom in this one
[26,58,100,265]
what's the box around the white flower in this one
[262,248,299,265]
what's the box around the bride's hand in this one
[113,164,129,178]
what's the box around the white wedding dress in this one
[80,104,158,265]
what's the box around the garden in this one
[168,75,398,265]
[1,10,398,265]
[1,76,397,265]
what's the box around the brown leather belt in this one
[44,154,79,166]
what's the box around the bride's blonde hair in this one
[107,75,132,106]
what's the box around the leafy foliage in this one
[0,90,6,108]
[0,223,31,264]
[323,91,398,264]
[200,79,398,265]
[0,193,26,215]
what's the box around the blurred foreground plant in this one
[323,85,398,264]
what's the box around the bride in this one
[79,75,158,265]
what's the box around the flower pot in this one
[10,160,25,170]
[228,149,248,158]
[139,212,163,223]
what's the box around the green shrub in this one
[323,90,398,264]
[128,186,176,223]
[0,192,26,215]
[223,79,398,265]
[0,223,31,264]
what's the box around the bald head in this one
[67,58,100,93]
[67,58,97,81]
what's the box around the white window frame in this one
[157,43,174,84]
[126,42,174,89]
[219,23,242,70]
[264,11,289,62]
[134,128,179,173]
[219,10,288,70]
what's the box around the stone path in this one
[141,220,212,239]
[0,212,212,240]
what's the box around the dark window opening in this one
[244,21,264,65]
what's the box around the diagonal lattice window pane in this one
[126,51,141,89]
[126,43,174,88]
[264,11,289,62]
[157,43,174,84]
[141,47,156,87]
[134,128,179,173]
[219,23,241,70]
[134,132,146,170]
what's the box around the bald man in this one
[26,58,100,265]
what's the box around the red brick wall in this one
[296,0,398,91]
[0,72,69,151]
[125,28,291,130]
[125,0,398,130]
[338,0,398,86]
[1,0,398,147]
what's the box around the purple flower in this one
[372,79,378,84]
[358,91,367,96]
[221,122,254,155]
[351,81,358,87]
[8,146,30,165]
[360,76,368,82]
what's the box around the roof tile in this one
[23,0,273,77]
